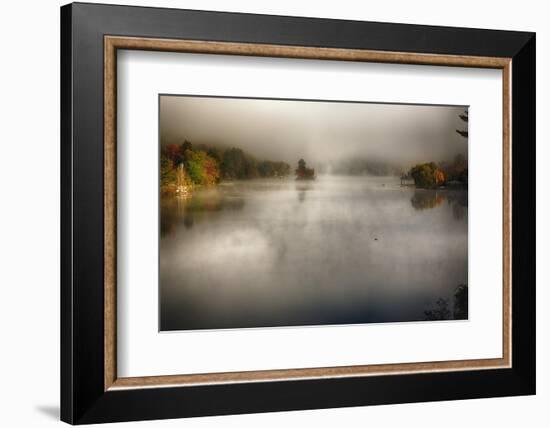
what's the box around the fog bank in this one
[160,95,467,168]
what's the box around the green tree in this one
[186,152,205,184]
[206,147,222,163]
[410,162,438,188]
[221,148,258,179]
[257,161,291,177]
[221,148,245,179]
[186,150,220,185]
[179,140,193,162]
[243,155,258,179]
[258,160,273,177]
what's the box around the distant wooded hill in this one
[318,159,405,176]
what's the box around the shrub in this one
[410,162,446,188]
[410,162,437,188]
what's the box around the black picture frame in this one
[61,2,535,424]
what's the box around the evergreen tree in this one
[456,109,468,138]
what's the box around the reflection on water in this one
[160,176,468,331]
[161,189,246,235]
[295,182,313,203]
[410,189,468,220]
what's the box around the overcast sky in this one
[160,95,467,168]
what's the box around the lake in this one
[160,176,468,331]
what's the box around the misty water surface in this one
[160,176,468,331]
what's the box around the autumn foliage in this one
[161,140,291,195]
[161,141,220,195]
[434,168,446,186]
[410,162,440,189]
[410,160,462,189]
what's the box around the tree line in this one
[161,141,291,194]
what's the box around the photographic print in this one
[159,95,469,331]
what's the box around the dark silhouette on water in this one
[295,158,315,180]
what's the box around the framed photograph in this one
[61,2,535,424]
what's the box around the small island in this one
[295,158,315,180]
[408,154,468,189]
